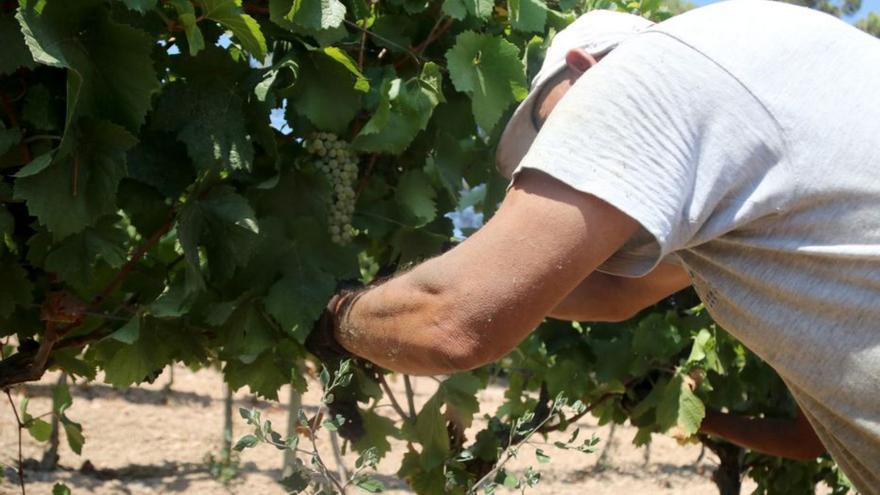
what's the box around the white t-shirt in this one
[513,0,880,490]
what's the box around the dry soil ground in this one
[0,366,760,495]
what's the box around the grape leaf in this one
[369,15,416,53]
[117,179,173,236]
[430,132,470,201]
[632,426,653,447]
[109,316,141,345]
[51,350,98,381]
[508,0,548,33]
[284,50,363,133]
[439,372,481,429]
[233,434,260,451]
[353,410,402,460]
[323,47,370,92]
[469,0,493,19]
[280,463,311,493]
[272,0,346,31]
[61,415,85,454]
[632,312,685,360]
[441,0,467,20]
[405,394,449,470]
[17,1,160,132]
[22,84,61,131]
[398,449,447,495]
[0,258,33,319]
[544,350,591,400]
[152,82,254,172]
[14,120,137,240]
[126,132,196,198]
[353,63,443,154]
[285,218,360,278]
[264,266,335,344]
[446,31,527,132]
[202,0,267,59]
[355,478,384,493]
[442,0,493,20]
[0,125,22,157]
[44,220,128,290]
[120,0,157,12]
[224,352,289,400]
[254,54,299,102]
[178,187,260,294]
[389,227,446,266]
[395,170,437,227]
[656,373,705,435]
[168,0,206,56]
[217,301,276,363]
[0,15,36,75]
[0,206,13,244]
[99,320,173,389]
[687,328,724,374]
[27,418,52,442]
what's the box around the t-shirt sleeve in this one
[510,33,788,277]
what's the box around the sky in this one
[690,0,880,20]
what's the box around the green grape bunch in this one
[307,132,360,245]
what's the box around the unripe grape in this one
[308,131,359,245]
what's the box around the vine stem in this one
[358,27,367,70]
[22,135,62,144]
[91,211,175,307]
[0,209,176,390]
[403,375,416,418]
[342,19,422,66]
[394,16,454,69]
[308,406,348,494]
[328,431,349,486]
[353,154,378,201]
[377,374,410,422]
[243,3,269,15]
[537,392,613,433]
[5,390,26,495]
[468,398,561,494]
[538,378,639,434]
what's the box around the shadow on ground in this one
[9,457,410,494]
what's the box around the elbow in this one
[432,316,510,372]
[438,337,505,372]
[419,291,512,373]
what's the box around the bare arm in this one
[699,406,825,460]
[549,261,692,322]
[332,169,639,375]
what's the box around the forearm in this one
[549,261,691,322]
[330,170,640,375]
[334,268,462,375]
[548,271,633,321]
[699,409,825,460]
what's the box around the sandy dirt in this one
[0,366,759,495]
